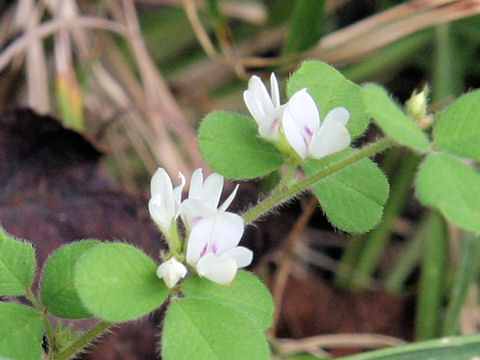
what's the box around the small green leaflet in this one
[161,298,270,360]
[74,242,168,322]
[287,61,369,138]
[0,227,35,296]
[198,112,284,179]
[303,149,389,233]
[41,240,100,319]
[182,271,274,330]
[0,303,44,360]
[362,84,430,152]
[433,90,480,161]
[416,153,480,233]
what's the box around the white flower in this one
[243,73,285,141]
[282,89,351,159]
[148,168,185,239]
[156,257,187,288]
[186,213,253,285]
[180,168,239,231]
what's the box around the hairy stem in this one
[54,321,112,360]
[242,136,395,224]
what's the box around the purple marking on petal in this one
[191,215,203,226]
[200,243,208,258]
[301,133,309,147]
[211,243,218,255]
[304,126,313,137]
[269,117,280,132]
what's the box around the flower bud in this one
[406,85,429,121]
[156,257,187,288]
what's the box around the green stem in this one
[415,211,446,340]
[54,321,112,360]
[25,290,56,355]
[242,136,395,224]
[442,233,480,336]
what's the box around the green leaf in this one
[433,90,480,161]
[303,149,389,232]
[0,227,36,296]
[198,111,284,179]
[283,0,325,55]
[162,298,270,360]
[416,153,480,233]
[362,84,430,152]
[181,271,274,330]
[0,303,44,360]
[287,61,369,138]
[288,355,326,360]
[74,242,167,322]
[41,240,100,319]
[338,333,480,360]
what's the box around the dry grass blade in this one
[278,333,408,356]
[309,0,480,65]
[19,0,50,113]
[182,0,219,59]
[115,0,204,174]
[0,16,128,72]
[136,0,267,24]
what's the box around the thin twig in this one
[182,0,219,59]
[269,197,318,336]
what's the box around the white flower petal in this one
[308,120,351,159]
[188,168,204,200]
[218,184,239,212]
[282,110,308,159]
[286,89,320,133]
[186,213,244,265]
[197,253,238,285]
[150,168,174,200]
[248,75,274,115]
[243,89,265,125]
[270,73,280,108]
[172,172,186,217]
[202,173,224,209]
[258,105,284,140]
[323,107,350,126]
[149,195,174,235]
[219,246,253,268]
[157,257,187,288]
[180,198,216,230]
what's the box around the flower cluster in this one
[243,73,351,160]
[150,168,252,288]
